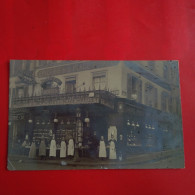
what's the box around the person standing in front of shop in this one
[39,135,46,160]
[67,136,74,159]
[88,131,99,159]
[22,134,30,155]
[108,134,117,160]
[60,137,66,158]
[29,137,36,159]
[49,134,57,159]
[99,136,107,160]
[118,134,125,161]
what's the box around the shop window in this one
[65,76,76,93]
[93,72,107,90]
[145,83,158,108]
[127,74,142,103]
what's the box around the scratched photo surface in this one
[7,60,184,170]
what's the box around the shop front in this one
[9,90,177,159]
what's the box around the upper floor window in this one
[25,61,30,72]
[127,74,142,103]
[16,87,29,98]
[161,91,170,112]
[93,72,107,90]
[13,61,23,76]
[18,88,24,98]
[65,76,76,93]
[145,83,158,108]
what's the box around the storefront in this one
[9,88,180,158]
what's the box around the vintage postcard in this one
[7,60,184,170]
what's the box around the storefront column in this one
[74,108,81,161]
[53,113,58,135]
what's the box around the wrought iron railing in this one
[12,90,116,109]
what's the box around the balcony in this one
[12,90,116,110]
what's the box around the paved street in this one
[7,149,184,170]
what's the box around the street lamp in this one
[28,113,33,123]
[84,112,90,127]
[84,117,90,123]
[54,113,58,123]
[28,114,33,142]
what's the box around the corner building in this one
[8,60,183,157]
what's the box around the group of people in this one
[29,135,75,159]
[28,134,125,161]
[98,134,125,160]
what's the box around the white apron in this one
[109,140,117,159]
[60,141,67,158]
[29,142,36,158]
[67,139,74,156]
[99,140,107,158]
[49,140,56,157]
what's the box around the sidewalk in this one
[8,148,183,169]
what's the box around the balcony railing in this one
[12,90,116,109]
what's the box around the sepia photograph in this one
[7,60,184,170]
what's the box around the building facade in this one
[8,60,183,157]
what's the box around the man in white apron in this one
[67,137,74,159]
[49,134,57,158]
[99,136,107,159]
[109,135,117,160]
[29,137,36,159]
[60,137,67,158]
[39,135,46,159]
